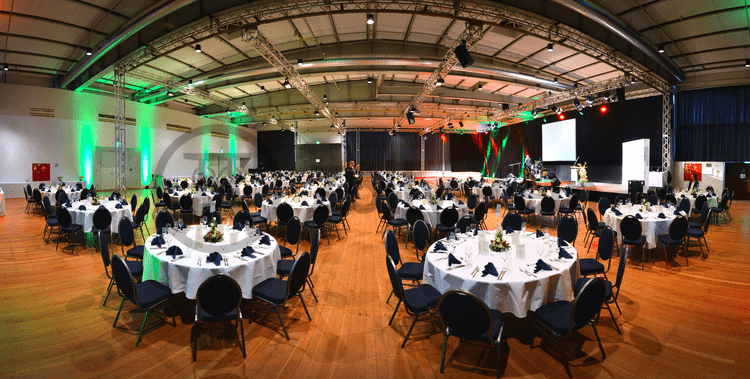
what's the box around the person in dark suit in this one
[687,172,699,192]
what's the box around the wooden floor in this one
[1,184,749,379]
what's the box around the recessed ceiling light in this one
[367,77,373,84]
[658,44,665,53]
[436,77,444,86]
[86,48,92,56]
[297,58,303,66]
[195,44,201,53]
[366,14,375,25]
[547,43,553,52]
[283,78,292,89]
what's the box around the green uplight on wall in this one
[136,105,155,186]
[73,92,96,185]
[229,128,237,175]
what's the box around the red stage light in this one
[600,105,608,114]
[558,113,566,120]
[439,133,447,143]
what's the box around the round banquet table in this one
[672,191,718,210]
[0,188,5,216]
[168,190,216,216]
[472,184,505,199]
[602,204,688,249]
[260,197,332,223]
[392,186,435,201]
[142,225,281,299]
[519,191,572,216]
[66,199,133,233]
[41,187,82,206]
[422,230,579,318]
[394,199,469,228]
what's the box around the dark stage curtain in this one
[346,132,421,171]
[258,131,295,170]
[449,125,523,178]
[675,85,750,161]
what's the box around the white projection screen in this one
[542,119,577,162]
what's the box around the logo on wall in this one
[33,163,51,182]
[683,163,702,181]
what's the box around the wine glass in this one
[201,216,207,226]
[468,223,476,235]
[521,221,527,232]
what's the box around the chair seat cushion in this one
[402,284,441,313]
[519,209,534,214]
[126,260,144,277]
[62,224,83,232]
[622,235,646,246]
[686,228,704,238]
[222,202,231,208]
[390,218,408,227]
[535,300,573,336]
[541,211,556,216]
[710,207,724,213]
[200,307,237,322]
[398,262,424,281]
[154,201,165,207]
[278,245,294,258]
[449,309,504,343]
[328,215,343,223]
[688,221,701,229]
[276,259,294,276]
[657,234,683,246]
[579,258,604,276]
[252,216,267,224]
[303,220,324,229]
[598,221,606,229]
[127,245,145,259]
[435,224,456,232]
[47,219,58,226]
[131,280,172,309]
[252,277,287,304]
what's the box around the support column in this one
[420,136,425,173]
[114,69,127,194]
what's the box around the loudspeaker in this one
[406,112,416,124]
[454,44,474,68]
[501,103,510,110]
[616,87,626,102]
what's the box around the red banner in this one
[32,163,50,182]
[683,163,702,181]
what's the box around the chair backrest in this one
[450,179,458,189]
[570,277,606,334]
[156,186,163,198]
[586,208,599,232]
[665,193,677,205]
[262,184,269,196]
[384,229,401,264]
[385,255,406,303]
[405,207,424,226]
[274,202,293,223]
[669,216,689,241]
[614,194,627,205]
[42,196,52,217]
[81,188,89,200]
[694,195,707,210]
[26,184,33,198]
[327,191,338,207]
[130,194,138,211]
[647,194,659,206]
[335,188,344,202]
[620,215,642,241]
[312,205,329,225]
[163,192,173,207]
[413,220,430,253]
[57,190,69,205]
[196,275,242,320]
[179,194,193,210]
[252,192,263,208]
[438,290,496,344]
[56,206,73,228]
[286,216,302,245]
[315,187,326,199]
[435,186,445,199]
[439,207,459,227]
[474,202,487,222]
[155,210,175,231]
[387,192,399,211]
[557,216,578,244]
[501,212,523,231]
[541,196,555,212]
[287,252,311,300]
[93,206,113,231]
[99,232,112,277]
[598,197,611,217]
[340,197,351,218]
[513,195,525,211]
[567,193,579,210]
[118,216,136,247]
[613,249,628,295]
[110,254,137,304]
[678,198,691,214]
[309,230,321,272]
[482,186,493,199]
[456,215,476,233]
[233,210,253,228]
[598,226,615,260]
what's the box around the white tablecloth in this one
[169,191,215,216]
[394,199,469,228]
[142,226,281,299]
[472,184,505,199]
[520,192,571,216]
[261,197,332,223]
[41,187,82,206]
[672,191,718,210]
[392,186,435,201]
[423,231,578,317]
[602,205,687,249]
[0,188,5,216]
[67,200,133,233]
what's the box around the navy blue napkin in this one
[692,194,697,198]
[178,222,186,230]
[559,194,563,199]
[558,237,567,247]
[65,200,72,208]
[266,199,273,205]
[78,205,86,210]
[241,246,256,258]
[680,194,686,198]
[673,209,682,216]
[447,232,457,241]
[259,235,271,245]
[201,192,207,196]
[256,227,263,236]
[559,247,573,259]
[115,203,122,209]
[301,201,308,206]
[151,235,165,248]
[447,253,461,266]
[316,200,323,205]
[534,259,552,273]
[436,205,442,210]
[613,208,622,216]
[434,241,447,252]
[504,225,514,234]
[419,205,426,210]
[658,213,666,219]
[458,200,464,205]
[528,194,533,199]
[635,213,643,220]
[482,262,498,277]
[167,246,182,259]
[536,229,544,237]
[233,222,244,231]
[207,252,222,266]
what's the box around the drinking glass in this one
[201,216,207,226]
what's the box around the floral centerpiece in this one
[689,187,697,196]
[639,198,651,213]
[203,223,224,243]
[429,195,439,205]
[489,229,511,252]
[91,194,100,205]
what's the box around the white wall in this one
[673,161,725,192]
[0,84,257,196]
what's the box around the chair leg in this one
[388,299,402,325]
[664,246,669,269]
[440,334,449,373]
[113,297,125,327]
[238,311,246,357]
[104,278,114,306]
[272,304,290,340]
[191,323,199,361]
[557,338,572,378]
[306,279,319,302]
[605,303,621,335]
[135,310,151,346]
[401,314,421,348]
[592,324,606,359]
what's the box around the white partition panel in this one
[622,139,650,188]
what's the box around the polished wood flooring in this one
[1,185,749,379]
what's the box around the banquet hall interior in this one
[1,1,750,378]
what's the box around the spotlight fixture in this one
[603,91,612,102]
[195,44,202,53]
[501,103,510,110]
[283,78,292,89]
[367,77,373,84]
[260,85,266,91]
[547,43,554,52]
[86,48,92,56]
[574,98,584,111]
[458,121,464,128]
[397,124,402,129]
[297,58,303,66]
[436,77,444,86]
[366,14,375,25]
[658,44,664,53]
[555,106,563,115]
[330,124,335,129]
[746,59,750,68]
[477,83,483,91]
[406,108,416,125]
[448,122,454,128]
[188,79,193,86]
[167,90,174,96]
[630,76,636,84]
[314,109,320,115]
[585,96,594,105]
[454,40,474,68]
[3,64,8,71]
[553,77,558,83]
[323,94,327,100]
[531,109,538,117]
[335,112,339,117]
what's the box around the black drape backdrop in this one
[449,124,523,178]
[345,132,449,171]
[675,85,750,161]
[257,131,295,170]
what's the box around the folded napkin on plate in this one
[536,229,544,237]
[674,209,682,216]
[528,194,533,199]
[65,200,72,208]
[458,200,465,205]
[259,235,271,246]
[447,232,458,241]
[558,237,568,247]
[266,199,273,205]
[559,247,573,259]
[613,208,623,216]
[201,192,207,196]
[233,222,244,231]
[167,246,182,259]
[151,235,165,248]
[534,259,553,273]
[680,194,686,198]
[482,262,498,277]
[504,225,515,234]
[692,194,697,198]
[207,252,222,266]
[559,194,564,199]
[316,199,323,205]
[635,213,643,220]
[301,201,308,206]
[78,205,86,210]
[115,203,122,209]
[436,205,442,210]
[241,246,256,258]
[447,253,461,267]
[658,213,666,219]
[419,205,426,210]
[433,241,447,252]
[178,222,186,230]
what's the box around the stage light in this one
[458,121,464,128]
[559,113,566,121]
[367,14,375,25]
[477,83,483,91]
[630,76,636,84]
[603,91,612,102]
[502,103,510,110]
[283,78,292,88]
[454,40,474,68]
[3,64,7,71]
[531,109,538,117]
[658,44,664,53]
[330,124,334,129]
[547,43,554,52]
[436,77,444,86]
[195,44,202,53]
[406,108,416,124]
[86,48,92,56]
[585,96,594,105]
[323,94,327,100]
[188,79,193,86]
[397,124,401,128]
[600,105,608,114]
[260,85,266,91]
[555,106,563,115]
[574,98,584,111]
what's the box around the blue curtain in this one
[675,85,750,161]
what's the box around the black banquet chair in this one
[191,275,246,361]
[251,252,312,340]
[438,290,505,379]
[657,216,688,269]
[531,276,607,378]
[111,254,175,346]
[55,206,84,252]
[99,233,142,306]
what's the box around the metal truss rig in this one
[391,22,483,132]
[114,70,128,195]
[242,28,344,134]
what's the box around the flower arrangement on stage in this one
[575,163,589,182]
[489,229,511,252]
[203,224,224,243]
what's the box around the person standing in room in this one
[687,172,699,192]
[523,167,537,190]
[345,161,357,195]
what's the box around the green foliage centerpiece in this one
[489,229,511,252]
[203,223,224,243]
[639,198,651,213]
[91,194,100,205]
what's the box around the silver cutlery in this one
[446,264,466,271]
[498,270,506,280]
[171,255,186,262]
